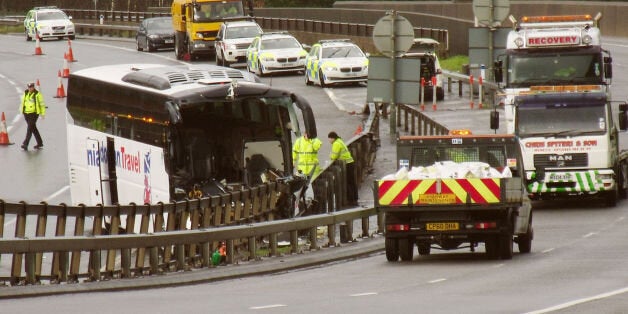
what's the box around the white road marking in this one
[350,292,377,297]
[428,278,447,284]
[250,304,287,310]
[324,89,347,111]
[582,232,597,238]
[542,248,555,254]
[524,286,628,314]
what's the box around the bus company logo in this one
[116,146,141,174]
[86,143,107,167]
[143,151,152,204]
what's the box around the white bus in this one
[66,63,316,221]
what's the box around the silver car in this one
[215,20,263,67]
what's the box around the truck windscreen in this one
[516,96,607,137]
[508,50,604,87]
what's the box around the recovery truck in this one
[504,87,628,206]
[494,13,612,133]
[375,132,533,261]
[171,0,253,60]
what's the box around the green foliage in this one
[440,55,468,73]
[0,24,22,34]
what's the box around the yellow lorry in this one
[171,0,253,60]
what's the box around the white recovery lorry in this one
[494,13,612,133]
[492,14,628,206]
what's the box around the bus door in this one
[86,138,106,205]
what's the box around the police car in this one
[24,6,75,41]
[216,20,263,67]
[304,39,369,87]
[246,32,307,76]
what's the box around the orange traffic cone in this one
[54,73,66,98]
[354,124,363,135]
[34,34,43,55]
[36,79,41,90]
[61,53,70,78]
[0,112,13,146]
[67,39,77,62]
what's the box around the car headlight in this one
[227,43,237,50]
[149,34,159,39]
[324,66,338,72]
[597,173,613,181]
[299,55,306,60]
[261,56,274,61]
[196,33,204,39]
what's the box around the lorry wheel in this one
[417,243,431,255]
[399,238,414,261]
[485,237,499,260]
[619,162,628,199]
[517,225,533,254]
[605,189,618,207]
[385,238,399,262]
[499,234,513,260]
[174,32,185,60]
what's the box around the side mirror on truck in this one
[604,56,613,79]
[490,110,499,130]
[619,103,628,131]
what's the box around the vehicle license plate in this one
[426,222,459,231]
[418,193,456,204]
[548,173,572,181]
[165,39,174,44]
[281,62,294,67]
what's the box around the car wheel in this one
[136,38,143,51]
[437,87,445,101]
[305,70,312,85]
[147,38,155,52]
[257,58,265,77]
[69,35,75,40]
[318,69,327,87]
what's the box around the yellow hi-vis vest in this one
[292,136,322,176]
[330,138,354,164]
[20,90,46,115]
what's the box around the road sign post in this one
[372,11,414,142]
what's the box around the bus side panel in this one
[68,125,111,206]
[112,136,170,205]
[68,125,170,206]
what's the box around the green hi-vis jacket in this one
[20,90,46,115]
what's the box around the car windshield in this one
[37,11,67,21]
[322,45,364,58]
[147,18,172,31]
[261,37,301,50]
[227,26,261,39]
